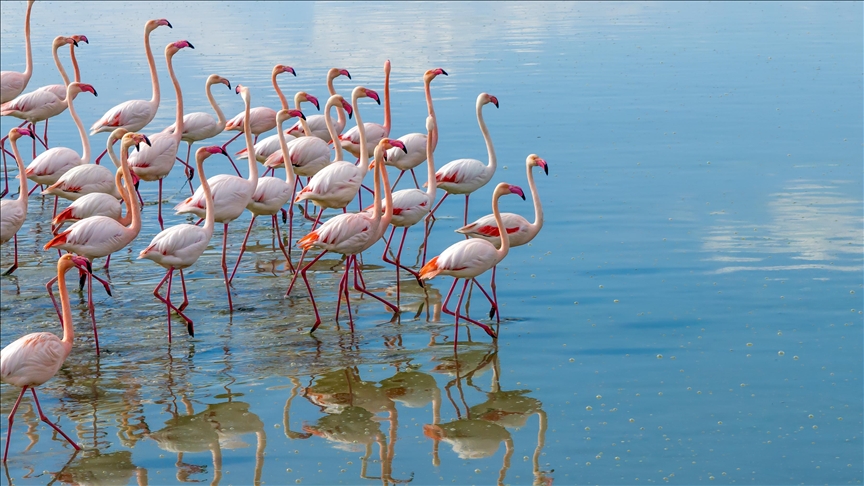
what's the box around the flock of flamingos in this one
[0,1,548,462]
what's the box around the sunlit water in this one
[1,2,862,484]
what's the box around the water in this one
[1,1,862,484]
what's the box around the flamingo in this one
[228,108,305,283]
[89,18,172,164]
[285,68,352,142]
[127,40,195,230]
[139,146,228,342]
[340,60,391,159]
[427,92,499,227]
[174,84,259,312]
[288,138,405,332]
[163,74,231,188]
[43,132,149,355]
[385,68,447,191]
[419,182,526,347]
[238,91,318,174]
[1,127,35,275]
[294,87,381,231]
[456,154,548,320]
[1,253,90,462]
[0,0,34,104]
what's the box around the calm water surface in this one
[1,2,862,484]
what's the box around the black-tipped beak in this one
[26,131,35,139]
[235,86,241,94]
[375,98,381,105]
[400,145,408,154]
[134,179,140,190]
[82,38,89,44]
[220,147,228,156]
[441,69,448,76]
[92,88,98,97]
[72,40,79,47]
[346,72,352,80]
[493,100,499,108]
[519,192,526,200]
[166,20,173,28]
[135,143,140,151]
[143,135,151,146]
[85,260,93,274]
[347,111,353,119]
[543,164,549,175]
[300,113,306,120]
[226,81,231,89]
[313,100,320,111]
[187,42,195,49]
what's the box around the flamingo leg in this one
[157,179,164,230]
[178,269,189,312]
[221,223,233,311]
[273,214,293,272]
[51,196,59,221]
[87,270,100,355]
[440,278,497,339]
[352,254,398,313]
[342,257,354,332]
[490,266,499,323]
[452,279,469,350]
[262,166,274,177]
[391,171,405,192]
[410,169,420,189]
[183,142,194,193]
[309,208,324,231]
[0,142,8,198]
[93,147,108,165]
[153,268,193,340]
[471,277,497,320]
[165,269,173,342]
[381,226,398,302]
[29,388,79,451]
[41,119,49,149]
[300,250,327,332]
[229,216,256,284]
[394,227,421,283]
[463,194,470,227]
[428,192,447,220]
[3,234,18,275]
[3,386,28,462]
[285,249,307,297]
[46,275,61,320]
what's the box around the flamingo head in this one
[69,82,98,98]
[124,133,151,151]
[382,138,407,154]
[207,74,231,89]
[64,254,93,274]
[53,36,78,49]
[528,154,549,175]
[167,40,194,56]
[108,128,129,145]
[147,19,172,31]
[275,64,296,77]
[340,98,353,119]
[424,68,448,82]
[338,68,351,79]
[235,84,251,102]
[358,87,381,105]
[200,145,228,157]
[8,127,35,142]
[277,109,305,124]
[299,92,320,111]
[506,184,526,200]
[71,35,89,45]
[481,93,499,108]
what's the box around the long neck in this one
[207,80,227,128]
[22,1,33,80]
[198,155,214,233]
[492,190,509,261]
[106,136,121,168]
[324,100,343,161]
[70,44,81,83]
[115,169,132,226]
[242,96,258,184]
[477,101,496,173]
[66,92,90,163]
[53,43,71,86]
[526,164,543,237]
[425,128,437,202]
[9,137,28,205]
[294,93,312,136]
[119,143,140,233]
[273,71,288,110]
[276,117,296,184]
[57,261,75,346]
[353,92,369,174]
[370,146,384,227]
[328,73,346,128]
[166,52,184,135]
[379,150,393,231]
[382,67,391,134]
[424,78,438,149]
[144,27,160,107]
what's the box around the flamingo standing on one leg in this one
[286,68,352,142]
[1,127,35,275]
[1,253,90,462]
[0,0,35,104]
[229,108,306,283]
[456,154,548,322]
[174,84,259,312]
[43,132,149,355]
[419,182,526,348]
[289,138,405,332]
[89,18,172,164]
[340,60,391,159]
[139,146,228,342]
[127,40,195,230]
[426,93,499,227]
[386,68,447,191]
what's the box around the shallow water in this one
[1,1,862,484]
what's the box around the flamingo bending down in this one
[229,108,305,283]
[90,19,172,164]
[427,93,499,227]
[1,253,90,462]
[139,146,227,341]
[286,68,352,142]
[288,138,404,332]
[1,128,35,275]
[43,132,149,355]
[127,40,194,230]
[294,87,380,231]
[340,61,391,159]
[386,68,447,191]
[174,85,259,312]
[0,0,35,104]
[456,155,548,320]
[420,183,526,347]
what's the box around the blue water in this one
[1,2,862,484]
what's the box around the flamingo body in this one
[298,212,379,255]
[53,193,122,225]
[166,112,220,142]
[126,131,180,181]
[282,136,331,177]
[386,188,433,228]
[295,161,365,209]
[386,132,427,171]
[1,73,30,105]
[236,130,296,163]
[47,216,132,260]
[224,107,276,136]
[43,164,120,200]
[138,223,211,269]
[174,174,254,223]
[247,176,294,216]
[456,213,531,246]
[433,158,492,195]
[90,99,156,134]
[0,333,69,387]
[0,88,66,123]
[24,147,83,185]
[421,239,500,280]
[0,199,26,245]
[286,114,343,142]
[339,122,386,159]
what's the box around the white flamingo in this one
[0,0,35,104]
[285,67,352,142]
[339,60,391,159]
[1,127,35,275]
[238,91,319,172]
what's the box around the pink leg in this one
[229,216,256,284]
[394,227,421,283]
[428,192,448,220]
[153,269,192,339]
[46,275,61,320]
[41,119,49,149]
[410,169,420,189]
[52,196,59,221]
[285,249,307,297]
[87,270,101,355]
[352,255,399,313]
[342,257,354,332]
[391,171,405,192]
[471,277,498,321]
[30,388,80,451]
[262,166,274,177]
[301,251,327,332]
[273,214,293,271]
[104,253,111,270]
[3,234,18,275]
[220,132,244,176]
[3,386,28,462]
[310,209,324,232]
[178,269,189,312]
[94,147,108,165]
[183,142,194,193]
[221,223,233,311]
[380,226,399,302]
[490,267,499,323]
[440,278,497,339]
[157,179,164,230]
[463,194,470,227]
[452,279,470,350]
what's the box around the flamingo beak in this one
[80,36,89,44]
[220,147,228,156]
[143,135,151,147]
[165,20,173,28]
[340,69,352,79]
[24,129,35,139]
[224,80,231,89]
[71,39,79,47]
[539,159,548,175]
[439,68,448,76]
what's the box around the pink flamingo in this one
[1,253,90,462]
[427,93,499,227]
[289,138,404,332]
[340,61,391,159]
[229,108,305,283]
[127,40,194,230]
[0,0,34,104]
[385,68,447,191]
[174,85,259,312]
[420,182,526,347]
[285,68,352,142]
[139,146,228,342]
[43,132,149,355]
[238,91,318,175]
[1,127,35,275]
[456,155,548,321]
[294,87,380,231]
[89,19,172,164]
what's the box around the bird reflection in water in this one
[52,450,146,486]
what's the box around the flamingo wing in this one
[300,212,375,252]
[299,162,362,200]
[434,158,486,187]
[90,99,154,134]
[0,332,68,387]
[54,216,129,257]
[456,213,531,247]
[25,147,83,184]
[127,131,180,180]
[45,164,117,199]
[0,88,63,116]
[0,199,27,244]
[1,71,29,104]
[386,132,427,170]
[287,115,332,142]
[54,193,122,225]
[432,238,499,278]
[139,224,211,268]
[177,112,220,141]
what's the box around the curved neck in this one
[477,101,496,173]
[57,261,75,346]
[166,52,183,135]
[352,92,369,174]
[53,43,71,86]
[22,1,33,80]
[9,137,28,204]
[70,44,81,83]
[382,66,391,134]
[66,91,90,163]
[380,149,392,231]
[324,99,343,161]
[294,93,311,136]
[119,143,140,233]
[273,71,288,110]
[526,163,543,237]
[106,136,121,168]
[114,169,132,226]
[197,153,215,233]
[276,117,296,184]
[328,73,346,127]
[242,95,258,184]
[207,80,227,128]
[371,146,384,224]
[144,27,160,108]
[492,189,509,261]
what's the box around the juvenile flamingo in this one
[456,154,548,320]
[289,138,405,332]
[139,146,228,342]
[127,40,195,229]
[1,253,90,462]
[420,182,526,347]
[229,108,305,283]
[1,127,35,275]
[427,93,499,227]
[340,61,391,159]
[89,18,172,164]
[174,85,259,312]
[43,132,149,355]
[0,0,35,104]
[285,68,352,142]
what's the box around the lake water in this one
[1,2,862,484]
